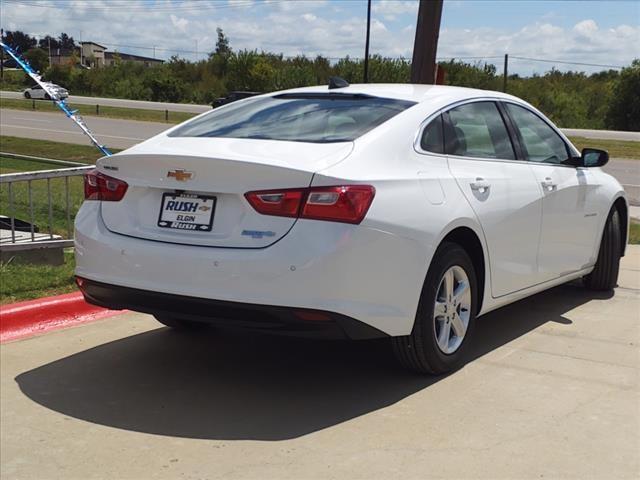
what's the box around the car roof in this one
[272,83,522,105]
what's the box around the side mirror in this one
[581,148,609,167]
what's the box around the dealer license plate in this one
[157,193,216,231]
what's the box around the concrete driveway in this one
[1,247,639,479]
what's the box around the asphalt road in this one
[562,128,640,142]
[2,91,640,141]
[1,107,638,203]
[1,246,638,479]
[0,108,168,149]
[1,90,212,114]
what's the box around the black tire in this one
[584,208,622,291]
[44,93,51,100]
[24,91,31,99]
[392,242,478,375]
[153,315,209,330]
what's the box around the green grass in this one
[0,156,67,173]
[0,135,118,163]
[629,221,640,245]
[0,97,197,124]
[568,137,640,160]
[0,251,77,304]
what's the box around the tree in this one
[1,30,37,52]
[215,27,231,57]
[208,28,232,77]
[38,35,60,51]
[606,59,640,131]
[58,32,76,50]
[24,48,49,72]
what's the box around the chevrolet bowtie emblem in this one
[167,169,193,181]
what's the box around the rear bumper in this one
[74,202,430,336]
[77,277,386,340]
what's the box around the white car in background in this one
[74,81,629,375]
[23,82,68,100]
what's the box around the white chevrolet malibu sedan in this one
[75,81,629,374]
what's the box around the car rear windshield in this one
[169,93,416,143]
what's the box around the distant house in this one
[50,48,77,66]
[104,51,163,68]
[50,41,163,68]
[80,41,107,67]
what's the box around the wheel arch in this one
[438,225,488,314]
[613,196,629,257]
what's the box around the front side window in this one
[504,103,569,164]
[169,93,416,143]
[420,114,444,153]
[444,102,515,160]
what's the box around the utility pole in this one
[410,0,444,84]
[80,30,83,66]
[48,37,52,68]
[502,53,508,92]
[195,39,198,61]
[363,0,372,83]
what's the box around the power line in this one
[509,55,624,70]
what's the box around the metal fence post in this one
[28,180,35,241]
[8,182,16,243]
[47,178,54,239]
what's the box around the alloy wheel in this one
[433,265,471,354]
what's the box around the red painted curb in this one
[0,291,122,343]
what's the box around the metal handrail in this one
[0,151,88,167]
[0,166,93,183]
[1,162,93,248]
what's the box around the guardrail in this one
[0,160,93,251]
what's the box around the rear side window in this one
[420,115,444,153]
[444,102,515,160]
[504,103,570,164]
[169,94,416,143]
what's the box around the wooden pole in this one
[410,0,444,84]
[503,53,509,92]
[363,0,372,83]
[1,29,4,80]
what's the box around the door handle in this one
[470,178,490,193]
[541,177,557,191]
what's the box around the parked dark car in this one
[212,91,261,108]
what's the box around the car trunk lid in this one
[98,137,353,248]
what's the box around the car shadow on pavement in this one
[15,282,612,441]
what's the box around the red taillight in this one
[245,185,375,224]
[84,169,128,201]
[302,185,375,224]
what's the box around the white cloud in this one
[170,14,189,32]
[372,0,418,21]
[0,1,637,74]
[573,19,598,36]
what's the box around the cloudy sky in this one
[1,0,639,75]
